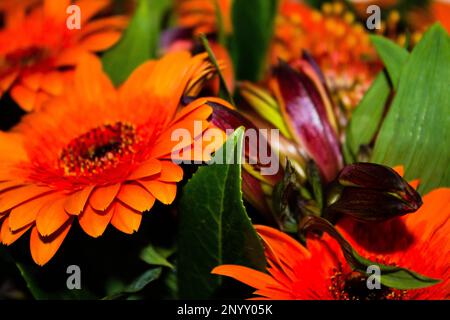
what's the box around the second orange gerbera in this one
[0,0,127,111]
[213,186,450,299]
[0,50,223,266]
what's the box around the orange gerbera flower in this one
[213,187,450,299]
[0,50,224,266]
[0,0,127,111]
[273,1,381,110]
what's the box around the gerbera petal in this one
[89,183,121,211]
[79,16,128,35]
[138,180,177,205]
[127,159,161,181]
[30,222,72,266]
[21,72,43,91]
[0,71,19,93]
[64,185,95,215]
[158,161,184,182]
[119,61,156,101]
[393,165,404,177]
[116,184,156,212]
[256,225,310,258]
[0,132,28,162]
[167,126,227,162]
[171,98,213,123]
[404,188,450,242]
[409,179,420,190]
[0,181,26,194]
[150,119,209,158]
[212,265,278,290]
[54,47,85,66]
[44,0,71,20]
[74,53,116,104]
[110,202,142,234]
[9,193,60,232]
[144,51,211,120]
[79,204,113,238]
[255,225,311,272]
[0,185,53,213]
[80,31,122,51]
[0,217,31,246]
[76,0,110,24]
[10,84,37,112]
[40,72,65,96]
[34,91,51,110]
[253,287,293,300]
[36,197,71,237]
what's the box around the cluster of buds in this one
[228,55,421,229]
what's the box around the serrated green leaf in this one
[231,0,279,81]
[177,127,266,299]
[372,24,450,193]
[345,71,391,162]
[370,35,409,89]
[102,0,171,85]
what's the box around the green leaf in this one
[272,160,304,233]
[354,254,440,290]
[16,262,96,300]
[345,71,391,162]
[178,127,266,299]
[140,244,175,269]
[372,24,450,193]
[306,160,323,210]
[300,216,440,290]
[231,0,279,81]
[200,35,235,105]
[16,263,49,299]
[370,35,409,89]
[213,0,226,46]
[123,268,162,294]
[103,267,162,300]
[102,0,171,85]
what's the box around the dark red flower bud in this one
[326,163,422,221]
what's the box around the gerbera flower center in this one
[4,46,49,69]
[58,122,139,176]
[329,269,408,300]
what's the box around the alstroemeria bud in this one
[240,81,291,138]
[206,100,283,220]
[271,61,343,183]
[240,83,308,181]
[325,163,422,222]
